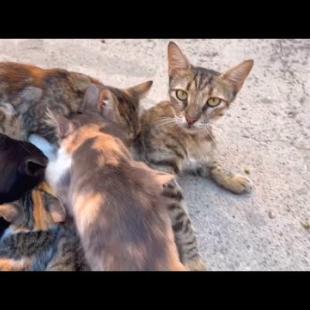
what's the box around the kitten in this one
[0,132,47,242]
[0,133,47,204]
[136,41,254,194]
[0,62,152,144]
[0,184,88,271]
[38,84,205,271]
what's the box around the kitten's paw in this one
[185,258,207,271]
[162,178,184,200]
[229,175,253,194]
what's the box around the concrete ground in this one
[0,39,309,270]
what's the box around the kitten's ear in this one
[20,157,47,177]
[49,200,66,223]
[83,84,101,111]
[168,41,191,75]
[220,60,254,93]
[126,81,153,99]
[46,109,74,139]
[0,203,19,222]
[83,84,116,115]
[99,88,121,122]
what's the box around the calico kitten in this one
[136,41,254,194]
[0,184,88,271]
[35,84,205,271]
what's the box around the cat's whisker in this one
[156,117,177,128]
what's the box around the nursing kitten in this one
[0,62,152,144]
[0,184,88,271]
[136,42,254,194]
[37,84,205,271]
[0,133,47,204]
[0,62,204,270]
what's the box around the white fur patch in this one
[45,147,72,191]
[28,134,57,161]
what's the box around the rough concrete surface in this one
[0,39,309,271]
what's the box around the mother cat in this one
[137,42,254,194]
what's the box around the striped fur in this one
[136,41,254,195]
[0,189,88,271]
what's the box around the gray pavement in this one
[0,39,309,270]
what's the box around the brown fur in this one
[47,114,186,271]
[0,61,151,144]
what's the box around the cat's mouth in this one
[178,121,207,130]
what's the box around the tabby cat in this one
[0,62,151,144]
[136,41,254,194]
[0,183,88,271]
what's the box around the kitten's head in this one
[0,185,66,233]
[167,41,254,129]
[80,81,153,142]
[0,133,48,204]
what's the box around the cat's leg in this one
[145,151,183,175]
[186,159,253,194]
[162,178,207,271]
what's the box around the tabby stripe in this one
[149,159,180,174]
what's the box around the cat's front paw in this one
[229,175,253,194]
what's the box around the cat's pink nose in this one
[186,116,198,128]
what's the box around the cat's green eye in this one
[207,97,222,107]
[176,90,188,101]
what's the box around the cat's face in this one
[81,81,153,142]
[167,41,254,130]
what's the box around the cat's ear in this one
[46,109,74,139]
[49,200,66,223]
[220,60,254,93]
[168,41,191,75]
[19,157,47,177]
[126,81,153,100]
[0,203,19,222]
[83,84,101,111]
[83,84,116,115]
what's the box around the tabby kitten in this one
[0,62,152,144]
[136,41,254,194]
[0,184,88,271]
